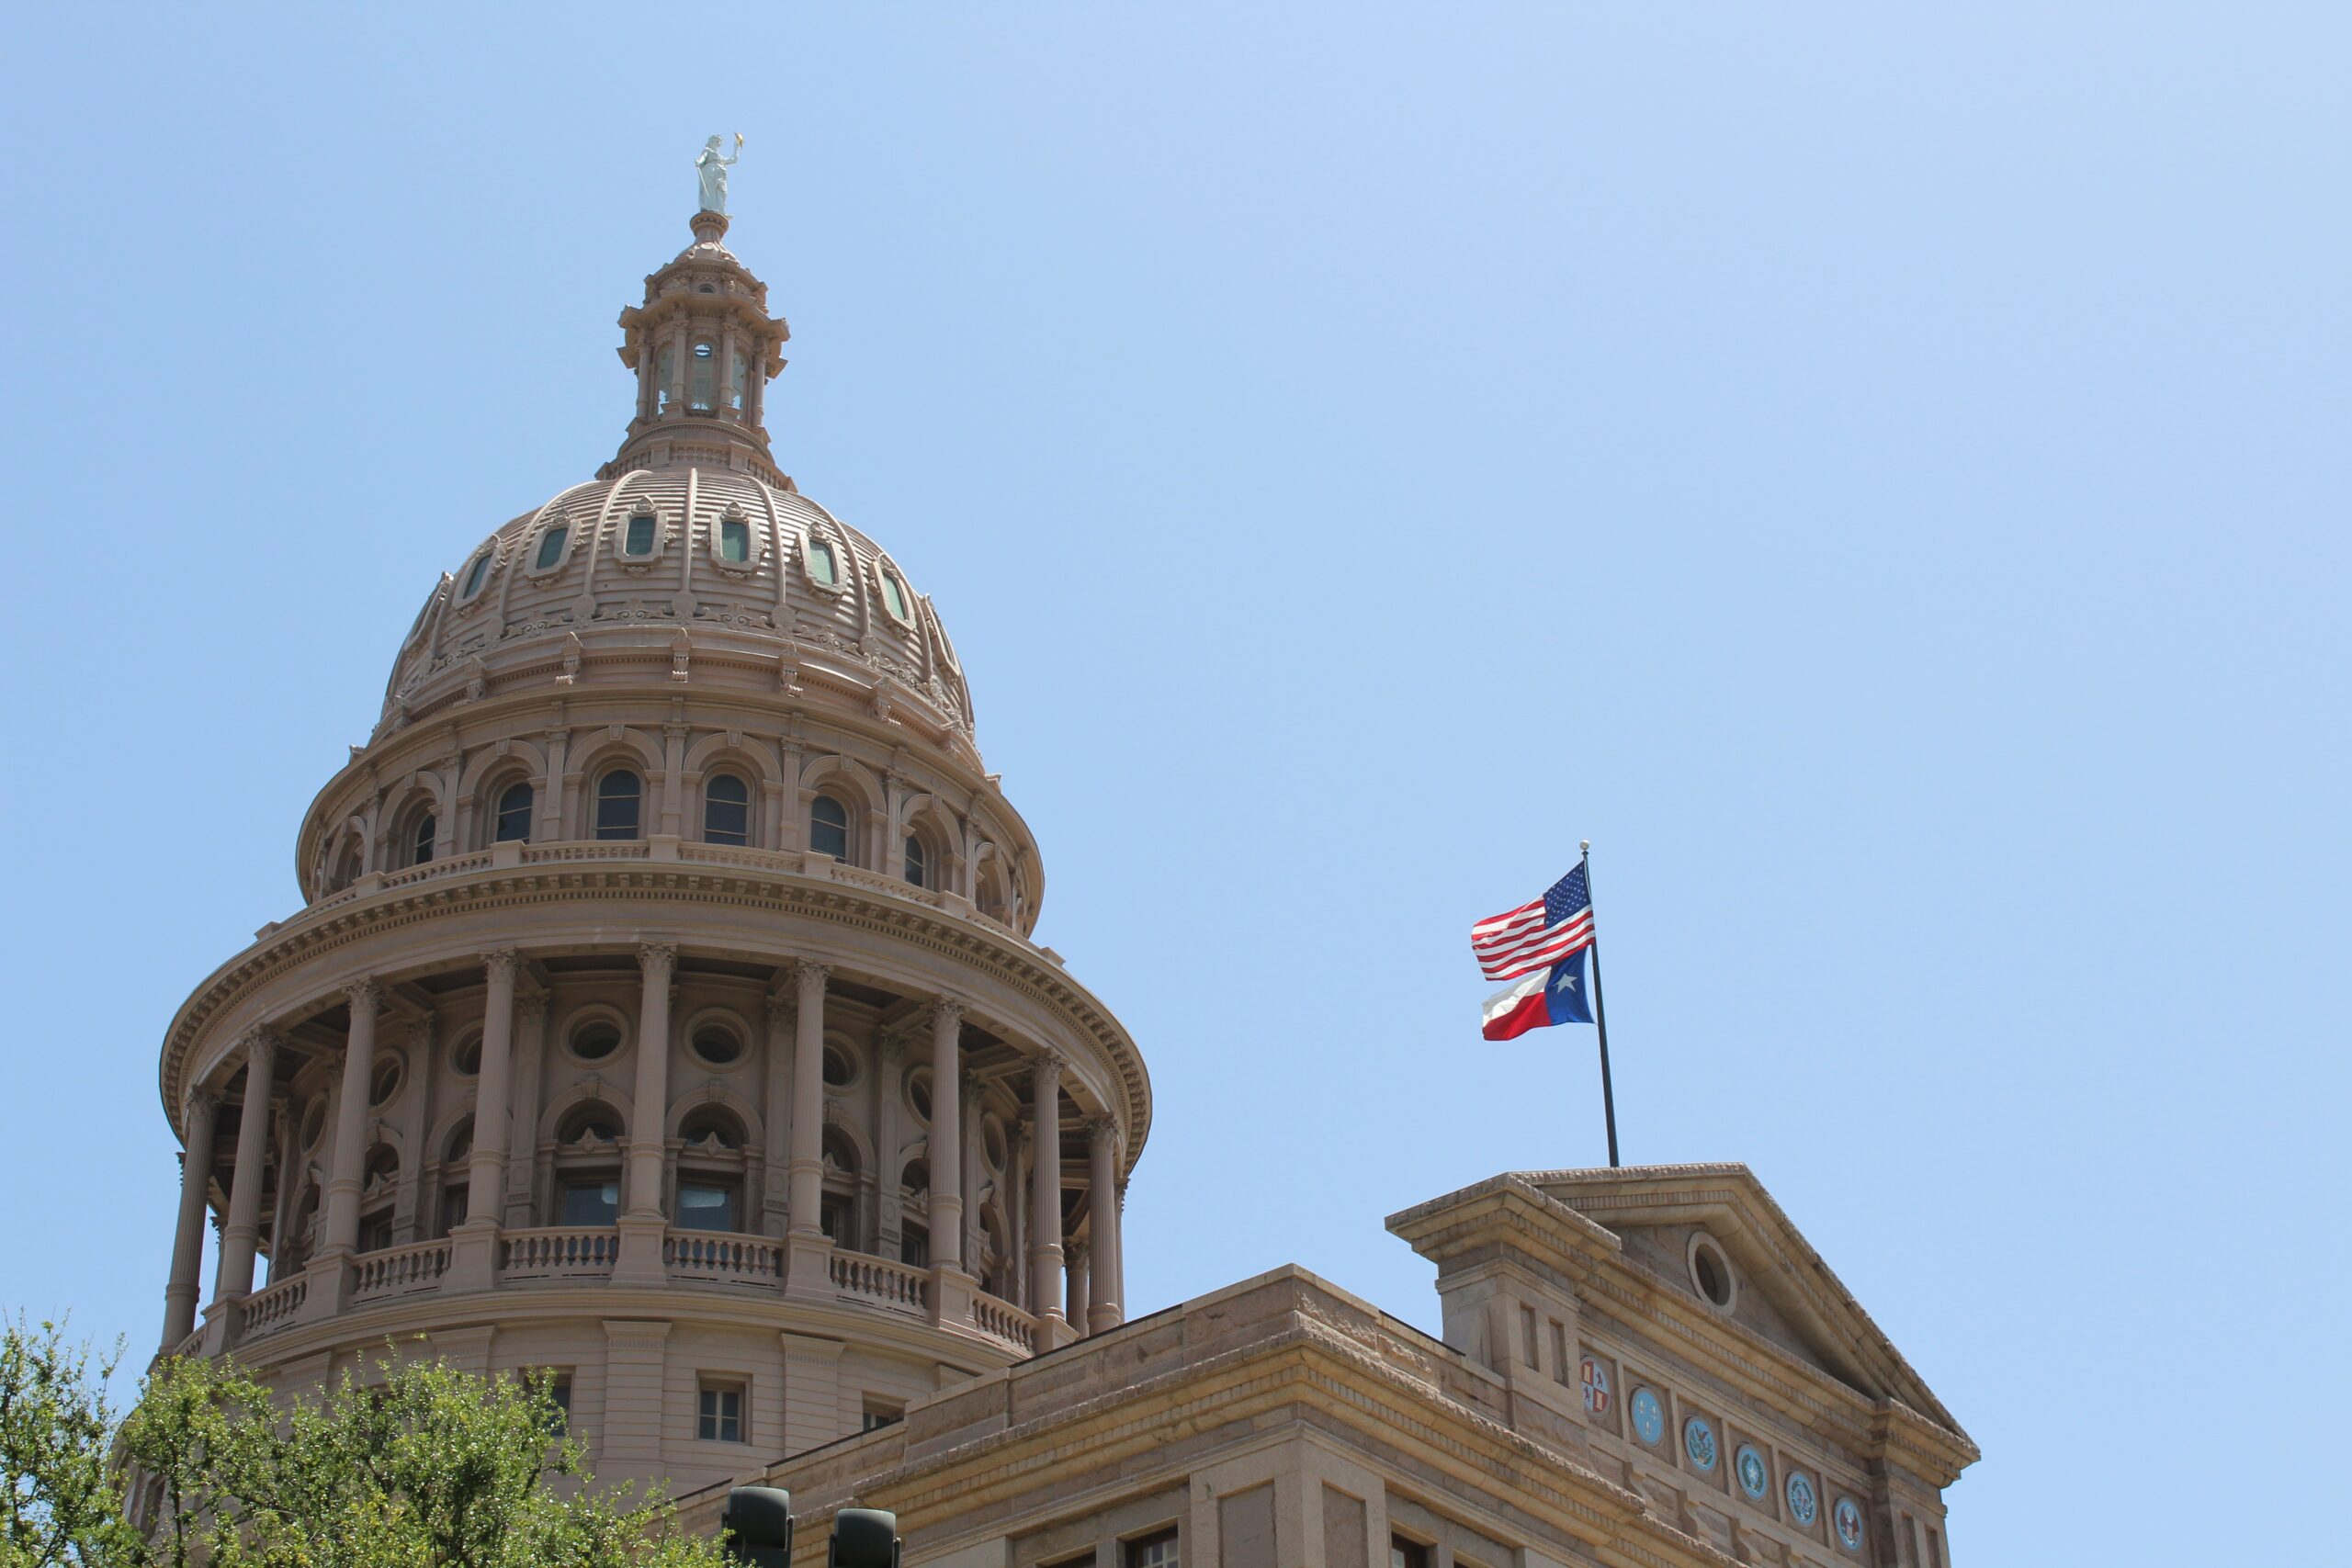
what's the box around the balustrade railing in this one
[829,1252,931,1313]
[500,1227,620,1280]
[967,1292,1037,1353]
[351,1239,452,1303]
[663,1230,784,1285]
[238,1275,307,1338]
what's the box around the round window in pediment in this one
[1688,1233,1736,1311]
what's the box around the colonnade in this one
[157,945,1127,1354]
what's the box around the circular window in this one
[1629,1386,1665,1447]
[368,1057,404,1108]
[451,1034,481,1077]
[1735,1444,1770,1500]
[1682,1416,1718,1472]
[1786,1471,1819,1528]
[821,1044,855,1088]
[908,1068,933,1123]
[299,1097,327,1150]
[570,1021,623,1063]
[1833,1497,1864,1551]
[690,1026,743,1068]
[1689,1233,1736,1311]
[1578,1356,1611,1416]
[982,1115,1007,1170]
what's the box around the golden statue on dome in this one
[695,132,744,214]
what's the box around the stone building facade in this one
[152,197,1974,1561]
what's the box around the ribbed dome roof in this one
[380,466,976,752]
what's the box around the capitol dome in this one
[152,196,1142,1496]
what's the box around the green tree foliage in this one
[1,1322,724,1568]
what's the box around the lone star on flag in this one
[1555,971,1579,994]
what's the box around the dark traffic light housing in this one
[720,1487,795,1568]
[830,1508,901,1568]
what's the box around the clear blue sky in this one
[3,6,2345,1561]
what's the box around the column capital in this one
[184,1086,222,1124]
[930,998,966,1031]
[516,988,548,1023]
[766,988,797,1027]
[1084,1115,1122,1148]
[1029,1047,1066,1088]
[638,941,678,978]
[1066,1238,1090,1267]
[343,977,384,1014]
[481,948,524,982]
[796,960,832,996]
[243,1027,284,1074]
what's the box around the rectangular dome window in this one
[535,525,569,570]
[625,514,656,556]
[719,518,750,562]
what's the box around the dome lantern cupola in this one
[602,208,791,487]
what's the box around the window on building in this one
[357,1210,393,1254]
[718,516,751,561]
[861,1400,903,1433]
[690,1028,742,1067]
[676,1182,738,1233]
[461,552,492,598]
[1550,1320,1569,1384]
[546,1372,572,1435]
[535,525,569,570]
[368,1060,403,1108]
[569,1027,621,1066]
[1389,1540,1429,1568]
[696,1383,743,1442]
[594,771,641,840]
[656,346,674,413]
[820,1195,849,1242]
[729,354,750,412]
[899,1223,929,1269]
[903,835,927,888]
[411,813,436,866]
[704,773,751,845]
[806,537,838,586]
[493,782,533,843]
[1521,1304,1539,1367]
[625,513,657,557]
[809,794,850,860]
[689,340,716,412]
[560,1179,619,1226]
[439,1183,469,1235]
[879,569,912,624]
[1125,1531,1179,1568]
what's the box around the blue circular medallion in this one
[1629,1386,1664,1446]
[1735,1444,1769,1499]
[1786,1471,1818,1527]
[1834,1497,1864,1551]
[1682,1416,1718,1471]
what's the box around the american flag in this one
[1470,864,1595,981]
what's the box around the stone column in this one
[319,981,382,1258]
[928,1002,965,1272]
[761,989,794,1236]
[463,951,521,1211]
[214,1031,280,1304]
[160,1089,220,1350]
[503,992,547,1227]
[1027,1052,1066,1332]
[785,962,833,1297]
[614,942,675,1285]
[1087,1118,1124,1334]
[1065,1240,1091,1331]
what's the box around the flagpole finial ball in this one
[1580,840,1590,852]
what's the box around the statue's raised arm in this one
[695,133,743,215]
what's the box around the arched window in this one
[558,1103,624,1145]
[689,339,716,412]
[411,812,437,867]
[718,517,751,562]
[656,346,675,413]
[703,773,751,845]
[624,513,656,557]
[809,794,850,860]
[806,537,838,586]
[903,835,927,888]
[879,568,913,625]
[594,771,641,840]
[534,524,569,570]
[729,353,750,412]
[461,552,492,599]
[493,782,533,843]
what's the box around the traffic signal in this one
[830,1508,901,1568]
[720,1487,795,1568]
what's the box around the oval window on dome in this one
[460,551,492,599]
[805,536,839,587]
[879,567,914,626]
[625,513,657,557]
[719,517,750,562]
[535,524,569,570]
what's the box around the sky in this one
[1,6,2346,1562]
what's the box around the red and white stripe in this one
[1469,898,1594,981]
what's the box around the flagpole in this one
[1581,840,1621,1168]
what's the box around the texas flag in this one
[1481,946,1595,1041]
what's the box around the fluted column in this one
[160,1089,220,1349]
[214,1030,280,1303]
[762,990,794,1236]
[463,951,522,1217]
[319,980,382,1257]
[625,943,675,1216]
[1087,1117,1124,1334]
[1027,1052,1065,1326]
[787,963,830,1234]
[929,1001,965,1272]
[1065,1240,1091,1329]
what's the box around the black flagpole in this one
[1581,840,1621,1168]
